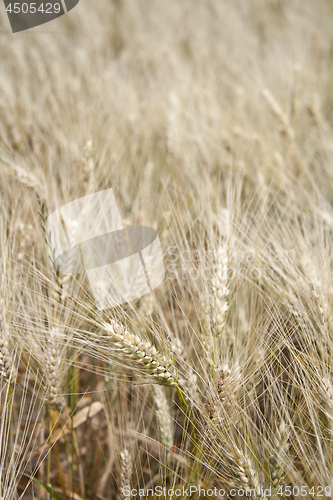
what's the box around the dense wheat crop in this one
[1,0,333,498]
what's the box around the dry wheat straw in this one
[1,0,333,495]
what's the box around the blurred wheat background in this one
[1,0,333,498]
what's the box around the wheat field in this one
[1,0,333,498]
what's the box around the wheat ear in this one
[44,327,64,410]
[235,449,264,497]
[119,448,133,500]
[153,385,174,450]
[36,192,62,301]
[262,88,294,141]
[81,139,95,194]
[103,320,178,387]
[0,291,15,383]
[0,161,43,194]
[211,243,230,337]
[269,420,290,491]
